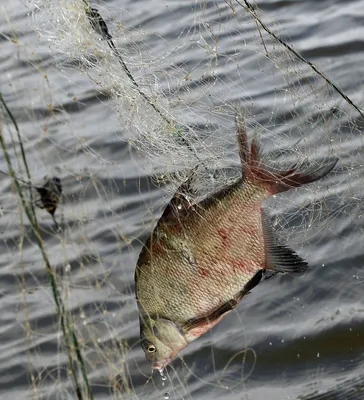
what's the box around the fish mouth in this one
[151,359,172,370]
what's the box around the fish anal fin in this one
[262,210,308,274]
[241,269,263,295]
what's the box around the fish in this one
[135,113,338,370]
[0,170,62,227]
[34,176,62,220]
[31,176,62,229]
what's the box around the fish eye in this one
[141,339,157,354]
[147,344,156,353]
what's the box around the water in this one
[1,0,364,399]
[158,369,169,399]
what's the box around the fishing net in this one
[1,0,363,398]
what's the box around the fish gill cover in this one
[0,0,363,399]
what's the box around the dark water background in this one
[1,0,364,399]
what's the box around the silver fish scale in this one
[136,180,269,323]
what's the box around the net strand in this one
[0,93,36,223]
[84,5,172,126]
[0,95,93,400]
[236,0,364,119]
[82,2,212,176]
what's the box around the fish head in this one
[140,316,188,369]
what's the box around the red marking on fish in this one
[151,241,165,257]
[168,222,182,234]
[237,261,246,269]
[217,228,232,251]
[227,258,258,275]
[198,267,209,279]
[218,228,228,239]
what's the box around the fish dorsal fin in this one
[262,210,308,274]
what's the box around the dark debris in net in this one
[33,176,62,228]
[85,7,112,41]
[0,170,62,229]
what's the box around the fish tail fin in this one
[235,112,338,195]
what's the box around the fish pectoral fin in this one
[262,209,308,274]
[184,299,238,332]
[236,269,279,302]
[184,270,274,336]
[185,270,277,335]
[262,270,278,280]
[239,269,264,297]
[185,270,277,331]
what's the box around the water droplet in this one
[158,368,168,387]
[317,352,320,358]
[163,393,170,400]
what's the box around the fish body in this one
[137,181,266,322]
[135,114,337,369]
[35,176,62,217]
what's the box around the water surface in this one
[0,0,364,399]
